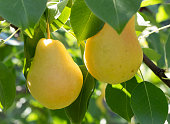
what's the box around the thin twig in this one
[0,28,20,45]
[140,24,170,39]
[143,53,170,88]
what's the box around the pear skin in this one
[85,16,143,84]
[27,38,83,109]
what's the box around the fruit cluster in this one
[27,16,143,109]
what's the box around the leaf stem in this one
[143,53,170,88]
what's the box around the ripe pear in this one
[85,16,143,84]
[27,38,83,109]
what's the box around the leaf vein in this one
[79,12,93,41]
[112,0,120,31]
[144,82,153,124]
[21,0,29,26]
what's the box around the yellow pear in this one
[85,16,143,84]
[27,38,83,109]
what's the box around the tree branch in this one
[143,53,170,88]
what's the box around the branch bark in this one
[143,53,170,88]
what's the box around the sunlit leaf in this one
[70,0,104,43]
[23,25,45,78]
[24,14,46,38]
[50,6,71,31]
[164,3,170,17]
[156,5,169,23]
[50,109,70,124]
[47,0,69,24]
[141,0,163,7]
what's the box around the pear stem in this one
[143,53,170,88]
[46,19,50,39]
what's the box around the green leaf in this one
[0,102,3,109]
[156,5,169,23]
[23,25,45,78]
[0,0,47,29]
[70,0,104,43]
[105,84,134,121]
[87,97,102,122]
[105,77,139,121]
[121,76,139,94]
[85,0,142,34]
[165,32,170,68]
[131,82,168,124]
[67,0,73,8]
[47,0,69,24]
[167,114,170,124]
[24,28,35,39]
[141,0,163,7]
[164,3,170,17]
[0,62,16,111]
[143,48,161,62]
[0,45,13,62]
[50,6,71,31]
[146,33,165,67]
[24,14,46,38]
[50,109,70,123]
[65,65,96,124]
